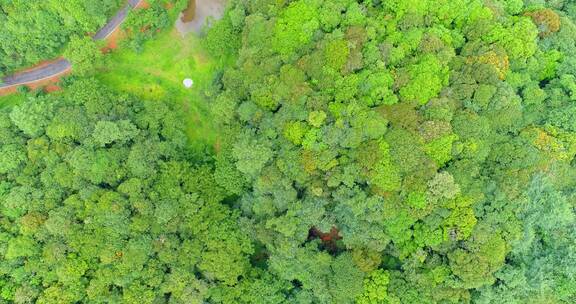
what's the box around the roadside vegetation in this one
[0,0,123,75]
[1,0,576,303]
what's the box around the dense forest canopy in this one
[1,0,576,303]
[207,0,576,302]
[0,79,253,303]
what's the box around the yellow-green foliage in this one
[357,270,398,304]
[358,140,401,192]
[307,110,327,127]
[425,134,459,167]
[325,39,350,71]
[399,55,449,104]
[273,0,320,58]
[283,121,308,145]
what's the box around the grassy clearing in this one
[96,28,230,151]
[0,93,27,110]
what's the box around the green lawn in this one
[0,93,26,110]
[96,29,230,151]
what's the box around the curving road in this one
[0,0,142,89]
[94,0,142,40]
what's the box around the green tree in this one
[64,36,103,76]
[273,0,320,59]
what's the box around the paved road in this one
[0,59,72,87]
[0,0,142,89]
[94,0,142,40]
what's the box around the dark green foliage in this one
[121,1,174,53]
[64,36,104,76]
[475,176,576,303]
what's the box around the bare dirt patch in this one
[175,0,226,35]
[101,27,126,52]
[181,0,196,22]
[44,84,62,93]
[136,0,150,9]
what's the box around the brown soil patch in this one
[44,84,62,93]
[175,0,226,35]
[136,0,150,9]
[103,0,149,52]
[140,25,151,33]
[181,0,196,22]
[0,86,17,96]
[101,26,126,52]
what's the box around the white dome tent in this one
[183,78,194,88]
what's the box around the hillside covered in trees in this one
[1,0,576,303]
[0,0,124,75]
